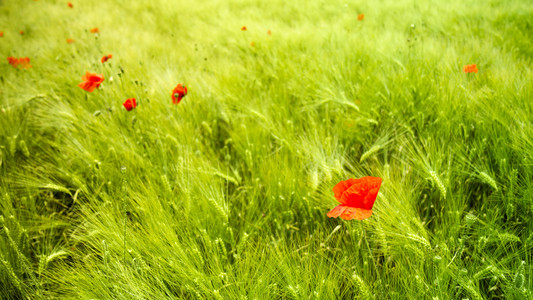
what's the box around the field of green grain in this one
[1,0,532,298]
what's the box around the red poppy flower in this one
[0,32,3,37]
[267,30,271,35]
[90,27,99,33]
[18,57,31,69]
[250,41,255,47]
[7,57,32,69]
[67,2,73,8]
[101,54,112,63]
[241,26,247,31]
[171,83,187,104]
[327,177,382,220]
[19,30,24,35]
[357,14,365,21]
[66,38,75,43]
[123,98,137,111]
[78,71,104,92]
[463,64,478,73]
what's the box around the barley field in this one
[1,0,532,299]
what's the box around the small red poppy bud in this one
[171,84,188,104]
[101,54,112,63]
[123,98,137,111]
[463,64,478,73]
[78,71,104,92]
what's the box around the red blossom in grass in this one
[463,64,478,73]
[267,30,271,35]
[19,57,31,68]
[357,14,365,21]
[66,38,75,43]
[19,30,24,35]
[101,54,112,63]
[90,27,99,33]
[67,2,73,8]
[171,83,187,104]
[250,41,255,47]
[7,57,32,69]
[327,177,382,220]
[241,26,247,31]
[0,32,3,37]
[123,98,137,111]
[78,71,104,92]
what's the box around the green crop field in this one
[1,0,532,299]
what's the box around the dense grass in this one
[1,0,532,298]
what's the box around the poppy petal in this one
[341,177,382,209]
[332,178,358,201]
[340,207,372,220]
[327,205,348,218]
[78,81,96,92]
[362,186,381,209]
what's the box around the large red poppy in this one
[327,177,382,220]
[78,71,104,92]
[171,83,187,104]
